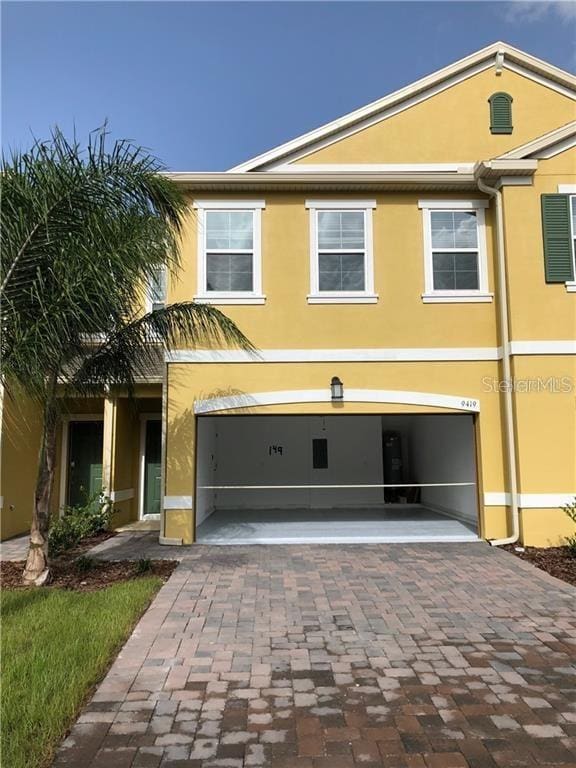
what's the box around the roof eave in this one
[474,159,538,181]
[164,170,479,192]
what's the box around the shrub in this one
[135,557,153,575]
[49,494,115,556]
[75,555,96,574]
[562,497,576,558]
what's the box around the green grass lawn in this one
[1,578,163,768]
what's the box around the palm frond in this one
[68,302,257,397]
[0,126,198,403]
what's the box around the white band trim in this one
[167,347,503,364]
[484,492,511,506]
[164,495,193,510]
[109,489,134,503]
[508,341,576,355]
[194,388,480,414]
[167,343,573,366]
[485,492,575,508]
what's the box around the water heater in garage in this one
[383,430,403,502]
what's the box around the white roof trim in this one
[497,121,576,160]
[270,163,475,174]
[229,42,576,173]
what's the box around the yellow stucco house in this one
[1,41,575,547]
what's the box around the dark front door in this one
[143,419,162,516]
[67,421,104,507]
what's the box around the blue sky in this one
[2,1,575,170]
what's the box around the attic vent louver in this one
[488,92,513,134]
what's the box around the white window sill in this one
[307,294,379,305]
[422,292,494,304]
[193,295,266,305]
[565,282,576,293]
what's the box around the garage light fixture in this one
[330,376,344,401]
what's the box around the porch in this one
[55,392,163,529]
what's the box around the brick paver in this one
[53,543,576,767]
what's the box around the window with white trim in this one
[147,267,166,312]
[194,201,265,304]
[419,200,492,303]
[306,201,377,303]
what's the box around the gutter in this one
[476,173,520,546]
[163,170,478,192]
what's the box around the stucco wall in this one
[293,68,575,164]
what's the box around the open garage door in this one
[196,414,479,544]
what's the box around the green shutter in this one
[541,194,574,283]
[489,93,513,134]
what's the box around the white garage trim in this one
[163,495,193,509]
[484,492,575,507]
[194,389,480,414]
[508,340,576,355]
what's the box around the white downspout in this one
[477,175,520,546]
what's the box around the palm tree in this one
[1,127,254,585]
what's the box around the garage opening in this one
[196,414,479,544]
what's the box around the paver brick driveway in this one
[53,543,576,768]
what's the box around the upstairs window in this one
[194,200,265,305]
[419,200,492,303]
[306,200,377,304]
[147,267,166,312]
[488,92,513,134]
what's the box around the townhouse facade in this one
[1,41,575,547]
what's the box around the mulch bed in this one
[504,544,576,587]
[1,558,177,592]
[63,529,118,557]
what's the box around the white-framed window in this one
[306,200,377,304]
[193,200,265,305]
[418,200,493,303]
[146,266,166,312]
[557,185,576,292]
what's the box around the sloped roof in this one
[496,120,576,160]
[229,41,576,173]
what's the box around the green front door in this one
[67,421,104,507]
[143,419,162,516]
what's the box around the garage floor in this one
[196,506,478,544]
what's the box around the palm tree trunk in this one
[23,396,58,585]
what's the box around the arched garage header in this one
[194,389,480,414]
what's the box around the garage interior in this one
[195,413,480,544]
